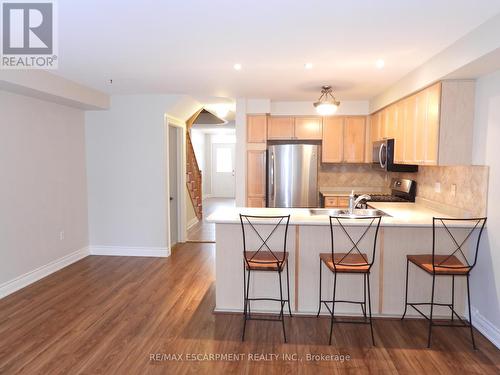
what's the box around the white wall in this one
[370,13,500,112]
[471,69,500,347]
[271,100,369,115]
[0,90,89,294]
[85,95,200,254]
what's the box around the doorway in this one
[211,143,236,197]
[168,125,180,247]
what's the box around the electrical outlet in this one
[434,182,441,193]
[451,184,457,198]
[59,231,65,241]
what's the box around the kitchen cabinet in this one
[267,116,322,140]
[322,116,366,163]
[324,196,349,208]
[294,117,323,140]
[370,112,381,143]
[246,150,266,207]
[343,117,366,163]
[393,101,405,163]
[267,116,295,139]
[247,115,267,143]
[371,80,474,166]
[322,116,344,163]
[247,197,266,207]
[403,95,416,163]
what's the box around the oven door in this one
[372,141,388,170]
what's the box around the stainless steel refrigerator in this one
[267,144,319,208]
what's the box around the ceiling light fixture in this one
[375,59,385,69]
[233,63,242,71]
[304,62,313,70]
[313,85,340,116]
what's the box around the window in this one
[216,147,232,173]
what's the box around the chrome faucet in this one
[348,191,371,214]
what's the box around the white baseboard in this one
[0,247,90,299]
[472,307,500,349]
[186,217,199,230]
[90,245,171,258]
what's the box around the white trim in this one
[472,307,500,349]
[0,247,90,299]
[187,217,199,230]
[90,246,171,257]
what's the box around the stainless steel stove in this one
[357,178,416,206]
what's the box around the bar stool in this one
[239,214,292,342]
[401,217,487,349]
[317,215,382,345]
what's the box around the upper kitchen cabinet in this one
[267,116,322,140]
[247,115,267,143]
[322,116,344,163]
[343,117,366,163]
[370,112,381,143]
[267,116,295,139]
[372,80,474,166]
[294,117,323,140]
[322,116,366,163]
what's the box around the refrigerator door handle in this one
[270,152,275,203]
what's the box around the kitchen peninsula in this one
[207,202,478,318]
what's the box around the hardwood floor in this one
[0,242,499,374]
[187,198,235,242]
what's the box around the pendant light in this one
[313,85,340,115]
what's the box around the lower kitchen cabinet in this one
[324,196,349,208]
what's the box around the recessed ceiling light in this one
[304,63,313,70]
[375,59,385,69]
[233,63,242,71]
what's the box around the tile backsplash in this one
[319,164,389,188]
[394,165,489,217]
[319,164,489,216]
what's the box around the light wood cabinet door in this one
[343,117,366,163]
[322,116,344,163]
[247,115,267,143]
[337,197,350,208]
[403,95,417,163]
[370,112,381,143]
[267,116,294,140]
[425,83,441,165]
[247,197,265,207]
[246,150,266,198]
[324,197,338,208]
[415,89,428,164]
[294,117,322,139]
[385,105,397,140]
[379,108,388,139]
[393,102,405,163]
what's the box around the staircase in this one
[186,118,203,221]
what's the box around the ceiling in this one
[54,1,500,101]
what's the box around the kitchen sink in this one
[309,208,391,217]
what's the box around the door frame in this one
[165,115,187,250]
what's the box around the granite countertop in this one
[206,202,476,228]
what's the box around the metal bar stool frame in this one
[401,217,487,349]
[317,215,382,345]
[239,214,292,342]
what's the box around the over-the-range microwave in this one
[372,139,418,172]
